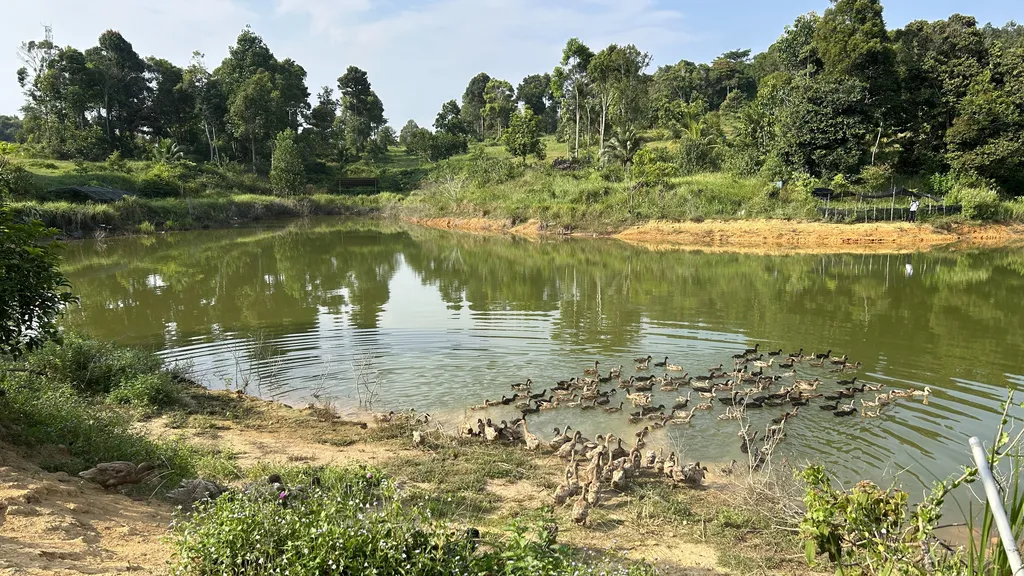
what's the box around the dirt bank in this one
[408,216,1024,253]
[1,390,803,575]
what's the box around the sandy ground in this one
[0,444,174,576]
[408,216,1024,254]
[1,393,781,575]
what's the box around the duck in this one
[79,461,157,489]
[910,387,932,404]
[529,389,549,400]
[674,462,709,487]
[634,379,655,392]
[788,348,804,358]
[609,364,623,378]
[610,438,627,461]
[753,358,775,368]
[667,362,684,372]
[670,407,696,424]
[634,354,653,364]
[595,391,616,405]
[635,358,652,370]
[809,358,826,367]
[836,376,858,386]
[863,382,884,392]
[861,406,882,418]
[520,418,541,450]
[572,486,591,525]
[618,376,636,389]
[830,354,849,365]
[580,398,599,411]
[720,459,738,475]
[556,431,583,459]
[820,400,840,410]
[814,349,833,360]
[603,401,624,414]
[549,426,573,450]
[654,356,669,368]
[511,378,533,392]
[552,467,579,506]
[694,400,713,411]
[626,392,652,407]
[832,402,857,417]
[794,378,821,391]
[166,478,226,508]
[778,358,795,369]
[672,392,692,410]
[708,363,724,372]
[772,406,799,424]
[744,344,760,355]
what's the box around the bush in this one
[270,129,305,196]
[105,151,132,174]
[172,464,654,576]
[137,163,185,197]
[676,137,722,175]
[858,163,892,193]
[631,148,677,188]
[137,220,156,234]
[23,332,165,396]
[107,373,180,410]
[949,187,1001,220]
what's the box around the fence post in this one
[969,437,1024,576]
[890,187,896,221]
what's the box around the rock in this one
[53,472,72,483]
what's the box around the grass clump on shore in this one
[171,463,655,576]
[0,332,228,484]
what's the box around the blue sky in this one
[3,0,1020,128]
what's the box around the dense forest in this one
[6,0,1024,196]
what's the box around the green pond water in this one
[62,217,1024,494]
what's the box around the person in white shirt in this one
[909,199,920,222]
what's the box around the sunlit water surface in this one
[62,218,1024,498]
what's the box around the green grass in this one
[0,332,234,486]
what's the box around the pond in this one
[62,218,1024,495]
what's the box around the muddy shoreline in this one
[408,217,1024,254]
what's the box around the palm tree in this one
[600,126,644,169]
[151,138,185,163]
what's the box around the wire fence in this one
[818,201,961,223]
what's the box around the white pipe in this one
[969,436,1024,576]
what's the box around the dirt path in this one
[408,216,1024,253]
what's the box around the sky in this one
[2,0,1020,128]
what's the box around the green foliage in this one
[857,163,893,192]
[631,147,678,188]
[107,372,180,410]
[105,150,132,173]
[504,107,546,163]
[427,133,469,162]
[150,139,185,164]
[799,390,1024,575]
[172,464,653,576]
[137,220,156,234]
[269,129,305,196]
[0,191,75,357]
[948,187,1002,220]
[0,145,36,197]
[23,332,165,396]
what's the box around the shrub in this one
[105,150,132,174]
[107,373,180,410]
[137,163,185,197]
[676,137,722,175]
[270,129,305,196]
[631,148,678,188]
[137,220,156,234]
[858,163,892,193]
[172,464,654,576]
[949,187,1001,220]
[23,332,164,396]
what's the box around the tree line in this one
[9,0,1024,195]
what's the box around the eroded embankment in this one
[408,217,1024,254]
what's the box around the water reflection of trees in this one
[64,222,1024,391]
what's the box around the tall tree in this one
[0,116,22,142]
[305,86,338,161]
[814,0,898,116]
[589,44,652,150]
[434,99,468,136]
[182,52,226,162]
[460,72,491,139]
[143,57,192,143]
[552,38,594,158]
[338,66,386,154]
[516,73,551,119]
[769,13,822,77]
[482,79,514,138]
[228,70,278,169]
[84,30,148,150]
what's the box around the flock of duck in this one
[458,344,934,525]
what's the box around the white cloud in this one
[1,0,696,127]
